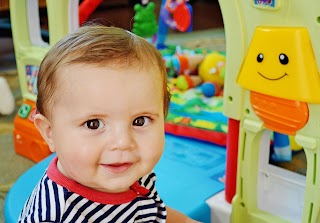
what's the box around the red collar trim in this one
[47,156,150,205]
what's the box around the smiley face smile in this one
[258,72,288,81]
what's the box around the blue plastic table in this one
[5,134,226,223]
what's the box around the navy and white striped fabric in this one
[18,157,166,223]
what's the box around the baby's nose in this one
[109,127,135,151]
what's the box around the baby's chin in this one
[90,174,139,193]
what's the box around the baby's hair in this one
[36,24,170,118]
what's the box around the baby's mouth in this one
[102,163,133,174]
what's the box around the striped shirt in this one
[18,157,166,223]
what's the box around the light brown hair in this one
[36,25,170,119]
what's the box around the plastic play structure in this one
[10,0,79,162]
[216,0,320,222]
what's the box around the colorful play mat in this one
[165,86,228,146]
[162,47,228,146]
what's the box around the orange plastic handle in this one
[250,91,309,135]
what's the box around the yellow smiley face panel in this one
[237,27,320,103]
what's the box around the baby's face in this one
[49,64,165,193]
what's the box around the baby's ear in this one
[33,114,56,152]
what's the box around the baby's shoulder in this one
[18,173,69,222]
[139,171,157,188]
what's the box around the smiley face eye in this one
[279,53,289,65]
[257,53,264,63]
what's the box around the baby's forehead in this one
[59,61,162,78]
[50,63,163,106]
[54,63,162,90]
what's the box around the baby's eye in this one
[85,119,105,130]
[133,116,151,127]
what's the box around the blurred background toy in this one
[198,51,225,97]
[176,74,202,91]
[132,1,158,40]
[289,135,303,152]
[172,53,204,75]
[79,0,102,25]
[163,55,176,78]
[271,132,292,162]
[156,0,193,49]
[0,76,15,115]
[164,0,192,32]
[201,81,222,97]
[198,51,225,86]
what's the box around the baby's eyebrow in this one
[73,112,107,121]
[134,110,160,117]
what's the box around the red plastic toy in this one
[79,0,102,25]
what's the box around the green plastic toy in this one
[132,2,158,38]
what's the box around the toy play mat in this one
[163,48,228,146]
[165,86,227,146]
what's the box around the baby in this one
[18,25,200,223]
